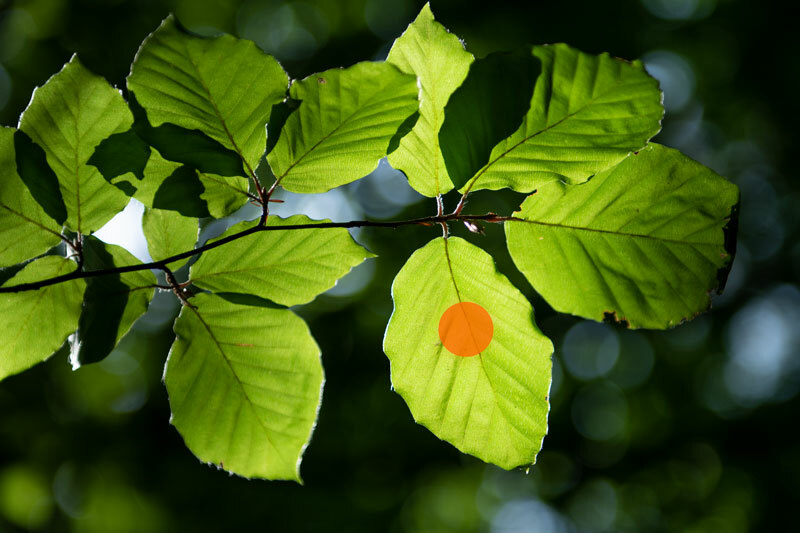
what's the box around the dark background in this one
[1,0,798,531]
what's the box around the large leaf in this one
[143,207,198,269]
[164,293,323,480]
[384,237,553,470]
[386,3,473,197]
[0,127,63,267]
[266,61,419,193]
[0,256,85,381]
[438,50,539,190]
[70,237,156,366]
[127,16,289,175]
[19,55,132,233]
[191,215,374,306]
[460,43,663,193]
[505,144,739,329]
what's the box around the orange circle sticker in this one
[438,302,494,357]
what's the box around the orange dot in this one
[438,302,494,357]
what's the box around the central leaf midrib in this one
[440,239,541,459]
[512,218,722,246]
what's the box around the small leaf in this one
[384,237,553,470]
[505,144,740,329]
[19,55,133,234]
[142,207,198,270]
[127,16,289,175]
[165,293,323,481]
[109,147,249,219]
[70,237,156,366]
[190,215,374,306]
[266,61,419,193]
[0,256,85,381]
[439,50,540,190]
[464,43,664,193]
[386,2,474,197]
[0,127,63,267]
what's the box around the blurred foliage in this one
[1,0,798,531]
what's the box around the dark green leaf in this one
[439,50,539,190]
[70,237,156,366]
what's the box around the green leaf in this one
[0,256,85,381]
[165,293,323,481]
[383,237,553,470]
[89,93,251,202]
[386,3,474,197]
[190,215,374,306]
[0,127,63,267]
[266,61,419,193]
[439,50,540,190]
[108,148,249,219]
[19,55,133,233]
[197,172,250,219]
[142,207,197,269]
[505,144,740,329]
[70,237,156,366]
[13,130,68,225]
[462,43,663,193]
[127,16,289,176]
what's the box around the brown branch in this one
[0,213,520,294]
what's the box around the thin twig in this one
[0,213,519,294]
[161,265,194,308]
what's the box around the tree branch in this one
[0,213,518,294]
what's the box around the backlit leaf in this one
[462,43,663,193]
[19,56,132,233]
[191,215,374,306]
[143,207,198,270]
[384,237,553,469]
[0,256,85,381]
[505,144,739,329]
[165,293,323,480]
[386,3,474,197]
[127,16,289,175]
[267,61,418,193]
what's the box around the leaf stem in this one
[0,213,519,294]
